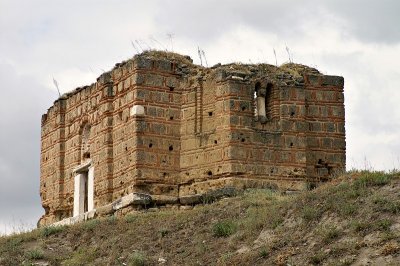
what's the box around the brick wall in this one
[39,52,345,225]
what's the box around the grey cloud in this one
[0,62,54,228]
[319,52,400,132]
[324,0,400,44]
[312,49,400,170]
[0,1,159,84]
[155,0,400,45]
[0,0,399,233]
[154,0,314,43]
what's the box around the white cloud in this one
[151,20,400,172]
[0,61,53,231]
[1,0,400,233]
[50,68,98,94]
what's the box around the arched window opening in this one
[265,83,273,119]
[74,123,95,218]
[81,124,91,161]
[254,82,275,123]
[254,82,261,117]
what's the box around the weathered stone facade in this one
[39,51,345,226]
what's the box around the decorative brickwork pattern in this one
[39,51,345,226]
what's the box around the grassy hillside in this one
[1,171,400,265]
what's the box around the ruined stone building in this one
[39,51,345,226]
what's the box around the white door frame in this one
[73,160,94,217]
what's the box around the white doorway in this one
[73,162,94,216]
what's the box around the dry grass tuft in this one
[1,171,400,265]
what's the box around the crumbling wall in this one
[40,100,66,224]
[127,57,182,202]
[179,70,233,196]
[39,51,345,226]
[40,74,117,223]
[304,74,346,181]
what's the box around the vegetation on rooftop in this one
[136,50,195,66]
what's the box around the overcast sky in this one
[1,0,399,234]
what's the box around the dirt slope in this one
[1,171,400,265]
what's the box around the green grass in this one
[106,216,117,225]
[62,247,98,266]
[218,252,234,265]
[128,251,146,266]
[373,195,400,214]
[353,172,392,188]
[40,225,65,237]
[375,219,393,232]
[159,228,169,238]
[125,214,137,223]
[236,189,285,239]
[1,170,399,265]
[259,247,269,258]
[212,221,237,237]
[309,251,326,265]
[319,225,341,243]
[350,220,371,234]
[81,219,100,231]
[301,206,321,222]
[2,237,23,250]
[338,202,358,216]
[25,248,44,260]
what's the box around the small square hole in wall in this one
[169,87,175,92]
[208,112,213,116]
[169,145,174,151]
[170,116,174,120]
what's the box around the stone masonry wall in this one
[39,51,345,226]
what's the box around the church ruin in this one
[39,51,346,226]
